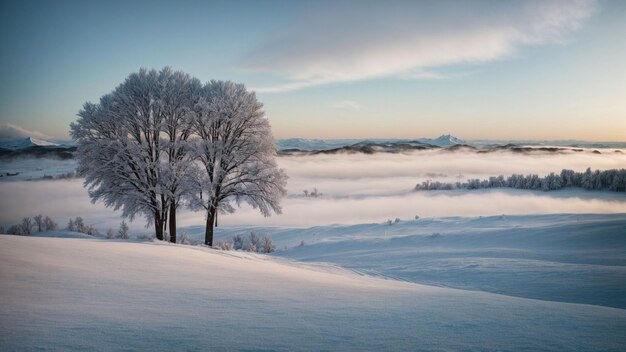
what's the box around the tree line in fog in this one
[414,168,626,192]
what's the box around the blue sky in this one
[0,0,625,141]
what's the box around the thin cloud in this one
[333,100,363,109]
[0,123,52,140]
[242,0,596,93]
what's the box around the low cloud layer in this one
[244,0,596,92]
[1,149,624,230]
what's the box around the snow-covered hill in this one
[1,234,625,351]
[0,137,58,149]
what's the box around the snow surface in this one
[204,213,626,309]
[1,234,625,351]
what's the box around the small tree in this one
[262,234,276,253]
[44,216,58,231]
[118,221,129,240]
[74,217,85,233]
[34,214,44,232]
[106,228,116,239]
[21,217,33,235]
[67,218,75,231]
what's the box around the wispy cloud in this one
[0,123,52,140]
[333,100,363,109]
[243,0,596,93]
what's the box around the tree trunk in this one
[169,202,177,243]
[204,207,215,247]
[154,212,164,241]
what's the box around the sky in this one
[0,0,625,141]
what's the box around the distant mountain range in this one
[0,137,59,149]
[277,135,626,153]
[0,135,623,160]
[0,137,75,159]
[276,134,467,151]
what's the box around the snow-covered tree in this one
[74,217,85,233]
[189,81,287,246]
[44,216,58,231]
[71,68,199,241]
[158,68,202,243]
[261,234,276,253]
[21,217,33,235]
[34,214,44,232]
[233,234,245,250]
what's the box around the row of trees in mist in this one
[71,67,287,246]
[4,214,58,236]
[414,168,626,192]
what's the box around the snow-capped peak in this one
[431,134,465,146]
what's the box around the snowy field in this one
[1,148,625,350]
[2,235,626,351]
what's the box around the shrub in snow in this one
[386,219,393,226]
[8,224,24,236]
[85,225,99,236]
[179,232,190,245]
[215,239,234,251]
[66,216,98,236]
[137,234,155,242]
[302,188,323,198]
[247,243,257,253]
[233,234,244,250]
[261,234,276,253]
[414,215,420,220]
[249,232,260,250]
[0,226,4,234]
[106,229,116,239]
[299,240,306,247]
[394,218,401,224]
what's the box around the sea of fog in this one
[0,149,625,230]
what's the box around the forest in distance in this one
[414,168,626,192]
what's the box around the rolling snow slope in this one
[1,235,625,351]
[210,214,626,309]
